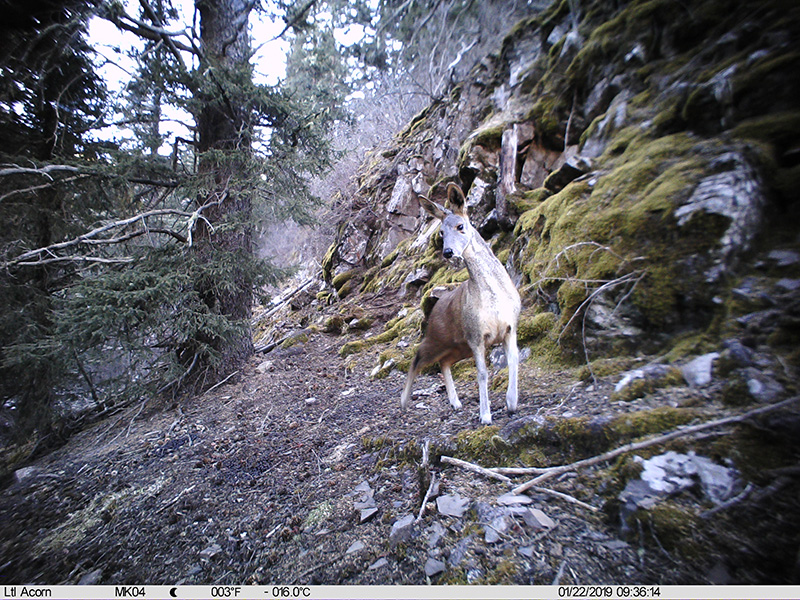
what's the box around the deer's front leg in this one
[473,345,492,425]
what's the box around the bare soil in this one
[0,293,797,586]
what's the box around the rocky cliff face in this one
[321,0,799,369]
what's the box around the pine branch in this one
[3,208,193,268]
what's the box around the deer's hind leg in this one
[504,327,519,414]
[440,361,462,410]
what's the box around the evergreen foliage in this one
[0,0,347,445]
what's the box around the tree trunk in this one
[192,0,255,379]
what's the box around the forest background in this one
[0,0,546,447]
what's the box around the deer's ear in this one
[419,195,449,220]
[445,182,468,218]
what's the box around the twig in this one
[205,370,239,395]
[416,472,437,523]
[527,485,599,513]
[158,484,197,513]
[489,465,561,476]
[440,455,512,483]
[125,398,149,438]
[700,482,754,519]
[512,396,800,495]
[252,275,319,327]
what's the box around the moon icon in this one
[169,587,178,598]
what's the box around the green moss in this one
[491,368,509,392]
[510,188,552,213]
[609,367,685,402]
[302,500,333,530]
[607,406,699,442]
[730,110,800,145]
[331,269,357,292]
[454,426,515,466]
[339,309,424,357]
[449,360,476,381]
[280,331,309,349]
[481,560,518,584]
[577,357,638,381]
[630,502,702,557]
[323,315,345,334]
[732,51,800,102]
[321,242,337,281]
[517,312,558,345]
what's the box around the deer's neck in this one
[462,232,515,298]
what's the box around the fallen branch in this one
[512,396,800,495]
[700,482,754,519]
[252,275,319,327]
[441,455,599,512]
[416,472,437,523]
[204,370,239,395]
[527,485,600,513]
[489,465,561,476]
[440,455,512,484]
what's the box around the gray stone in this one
[14,466,39,485]
[614,363,674,394]
[497,493,533,506]
[499,414,546,444]
[346,540,365,554]
[721,339,754,367]
[518,545,535,558]
[767,249,800,267]
[744,368,784,403]
[619,451,739,516]
[424,557,447,577]
[389,514,415,546]
[484,515,508,543]
[775,278,800,292]
[426,521,447,549]
[436,494,470,518]
[521,508,555,530]
[199,544,222,560]
[681,353,719,387]
[359,507,378,523]
[675,152,766,281]
[369,557,389,570]
[448,536,472,567]
[78,569,103,585]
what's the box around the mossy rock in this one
[606,406,699,444]
[280,330,310,349]
[339,309,424,357]
[628,502,702,558]
[576,357,639,381]
[517,311,558,345]
[453,426,516,466]
[609,367,685,402]
[331,269,358,293]
[323,315,345,334]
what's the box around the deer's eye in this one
[457,224,465,232]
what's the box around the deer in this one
[400,182,522,425]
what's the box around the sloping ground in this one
[1,283,798,585]
[2,0,800,586]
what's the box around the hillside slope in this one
[2,0,799,586]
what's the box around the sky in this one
[87,1,369,154]
[87,1,292,153]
